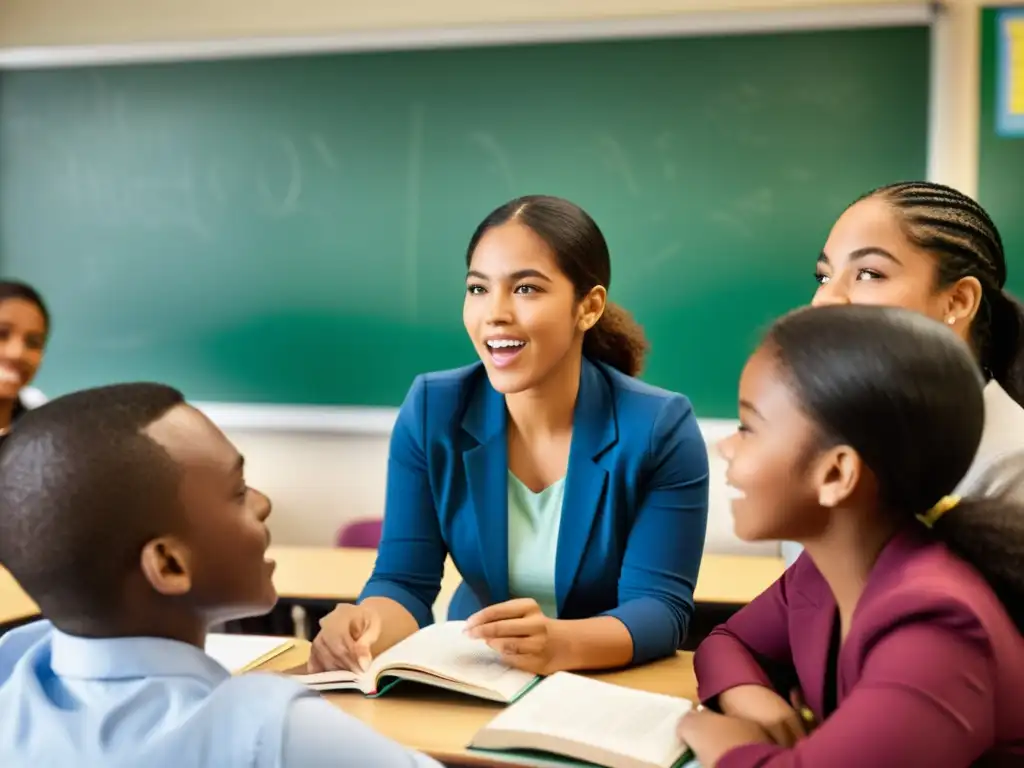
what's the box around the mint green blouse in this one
[507,471,565,618]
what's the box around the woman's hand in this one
[678,708,775,767]
[717,684,809,747]
[307,603,383,673]
[465,598,569,675]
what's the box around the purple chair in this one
[335,518,383,549]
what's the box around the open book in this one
[292,620,539,703]
[468,671,694,768]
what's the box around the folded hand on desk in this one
[716,684,809,747]
[677,708,776,767]
[464,597,569,676]
[308,603,382,673]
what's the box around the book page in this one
[291,668,371,693]
[204,634,294,673]
[480,672,692,766]
[372,621,537,700]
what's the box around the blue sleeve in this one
[602,395,709,664]
[358,376,448,627]
[281,697,443,767]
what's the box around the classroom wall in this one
[0,0,933,46]
[0,0,1013,554]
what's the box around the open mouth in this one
[0,366,23,387]
[485,339,527,369]
[724,484,746,502]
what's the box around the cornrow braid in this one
[863,181,1024,408]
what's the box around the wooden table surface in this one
[0,566,38,626]
[265,546,784,606]
[261,639,697,766]
[2,545,783,629]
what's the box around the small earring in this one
[946,316,956,326]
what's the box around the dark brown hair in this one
[466,195,649,376]
[0,280,50,334]
[767,304,1024,632]
[863,181,1024,406]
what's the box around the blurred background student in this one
[0,280,49,440]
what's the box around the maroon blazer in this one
[695,530,1024,767]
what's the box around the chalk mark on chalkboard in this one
[405,104,425,319]
[709,188,775,238]
[468,132,515,196]
[128,163,212,240]
[648,241,684,271]
[595,133,639,197]
[257,135,303,219]
[311,134,340,171]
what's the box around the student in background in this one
[0,384,440,768]
[780,181,1024,566]
[680,305,1024,767]
[311,195,710,676]
[0,280,49,438]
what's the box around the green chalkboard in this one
[0,26,929,416]
[980,8,1024,301]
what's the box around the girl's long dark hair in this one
[766,304,1024,631]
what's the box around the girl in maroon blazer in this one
[680,304,1024,767]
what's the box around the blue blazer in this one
[359,357,710,664]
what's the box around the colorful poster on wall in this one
[997,8,1024,136]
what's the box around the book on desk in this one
[292,621,539,703]
[289,619,696,768]
[467,671,695,768]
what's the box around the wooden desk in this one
[0,566,39,627]
[693,553,784,605]
[261,640,697,766]
[268,546,783,607]
[2,547,783,631]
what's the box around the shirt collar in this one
[50,629,230,684]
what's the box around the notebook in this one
[205,633,295,673]
[292,620,539,703]
[468,671,695,768]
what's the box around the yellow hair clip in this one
[916,494,960,529]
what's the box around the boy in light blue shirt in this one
[0,383,440,768]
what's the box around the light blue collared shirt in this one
[0,620,441,768]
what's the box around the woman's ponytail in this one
[582,301,650,377]
[983,287,1024,407]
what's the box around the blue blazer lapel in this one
[461,378,510,604]
[555,358,618,613]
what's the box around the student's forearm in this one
[552,616,635,672]
[361,596,420,654]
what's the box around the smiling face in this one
[0,298,47,401]
[143,405,277,624]
[813,196,979,336]
[463,221,603,394]
[717,346,841,543]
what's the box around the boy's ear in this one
[140,537,193,597]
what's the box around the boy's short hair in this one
[0,383,186,625]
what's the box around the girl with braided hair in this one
[780,181,1024,567]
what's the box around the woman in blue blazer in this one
[310,196,710,675]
